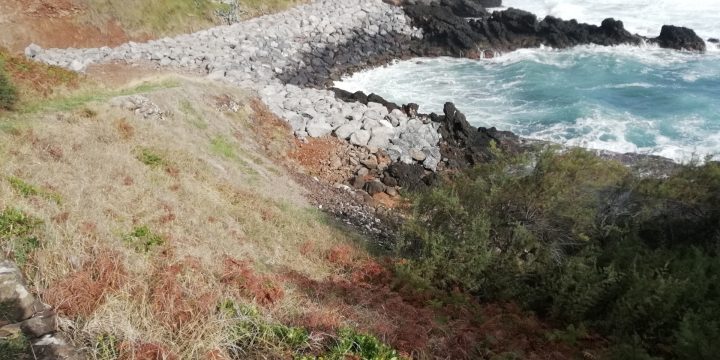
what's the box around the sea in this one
[336,0,720,162]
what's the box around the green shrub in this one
[0,61,18,111]
[123,225,164,253]
[400,149,720,358]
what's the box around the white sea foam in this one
[500,0,720,40]
[336,37,720,163]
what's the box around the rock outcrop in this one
[0,260,80,359]
[403,4,705,55]
[652,25,706,52]
[404,5,648,55]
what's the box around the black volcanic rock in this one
[403,4,484,56]
[440,0,488,18]
[367,93,401,112]
[403,5,712,55]
[476,0,501,7]
[386,162,437,191]
[652,25,706,52]
[708,38,719,44]
[435,102,519,168]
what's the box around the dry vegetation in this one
[0,76,363,358]
[0,0,308,53]
[1,68,598,358]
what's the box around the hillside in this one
[0,52,602,358]
[0,0,304,53]
[2,1,719,360]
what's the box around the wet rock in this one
[403,103,420,118]
[367,93,401,112]
[440,0,488,18]
[404,4,658,55]
[652,25,706,52]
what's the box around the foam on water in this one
[499,0,720,40]
[336,45,720,162]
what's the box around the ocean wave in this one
[502,0,720,40]
[336,44,720,163]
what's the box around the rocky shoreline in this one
[25,0,706,198]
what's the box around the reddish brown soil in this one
[0,0,134,53]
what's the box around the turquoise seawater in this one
[336,45,720,161]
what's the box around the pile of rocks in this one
[27,0,444,172]
[0,260,79,359]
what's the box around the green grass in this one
[220,300,311,357]
[123,225,164,253]
[0,60,18,111]
[0,332,31,360]
[136,148,167,168]
[7,176,62,204]
[83,0,219,37]
[210,136,237,159]
[82,0,305,38]
[0,208,42,266]
[94,333,120,360]
[179,99,208,129]
[19,79,179,114]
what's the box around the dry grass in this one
[78,0,309,39]
[0,75,383,358]
[0,74,593,359]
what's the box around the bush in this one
[0,61,18,110]
[123,225,164,253]
[399,149,720,358]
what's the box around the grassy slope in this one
[0,74,347,357]
[80,0,307,38]
[0,55,598,359]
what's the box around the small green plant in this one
[136,148,166,168]
[221,300,310,356]
[7,177,39,197]
[210,136,237,159]
[95,333,120,360]
[0,332,31,360]
[7,176,62,204]
[0,61,18,111]
[0,208,42,266]
[123,225,164,253]
[326,328,401,360]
